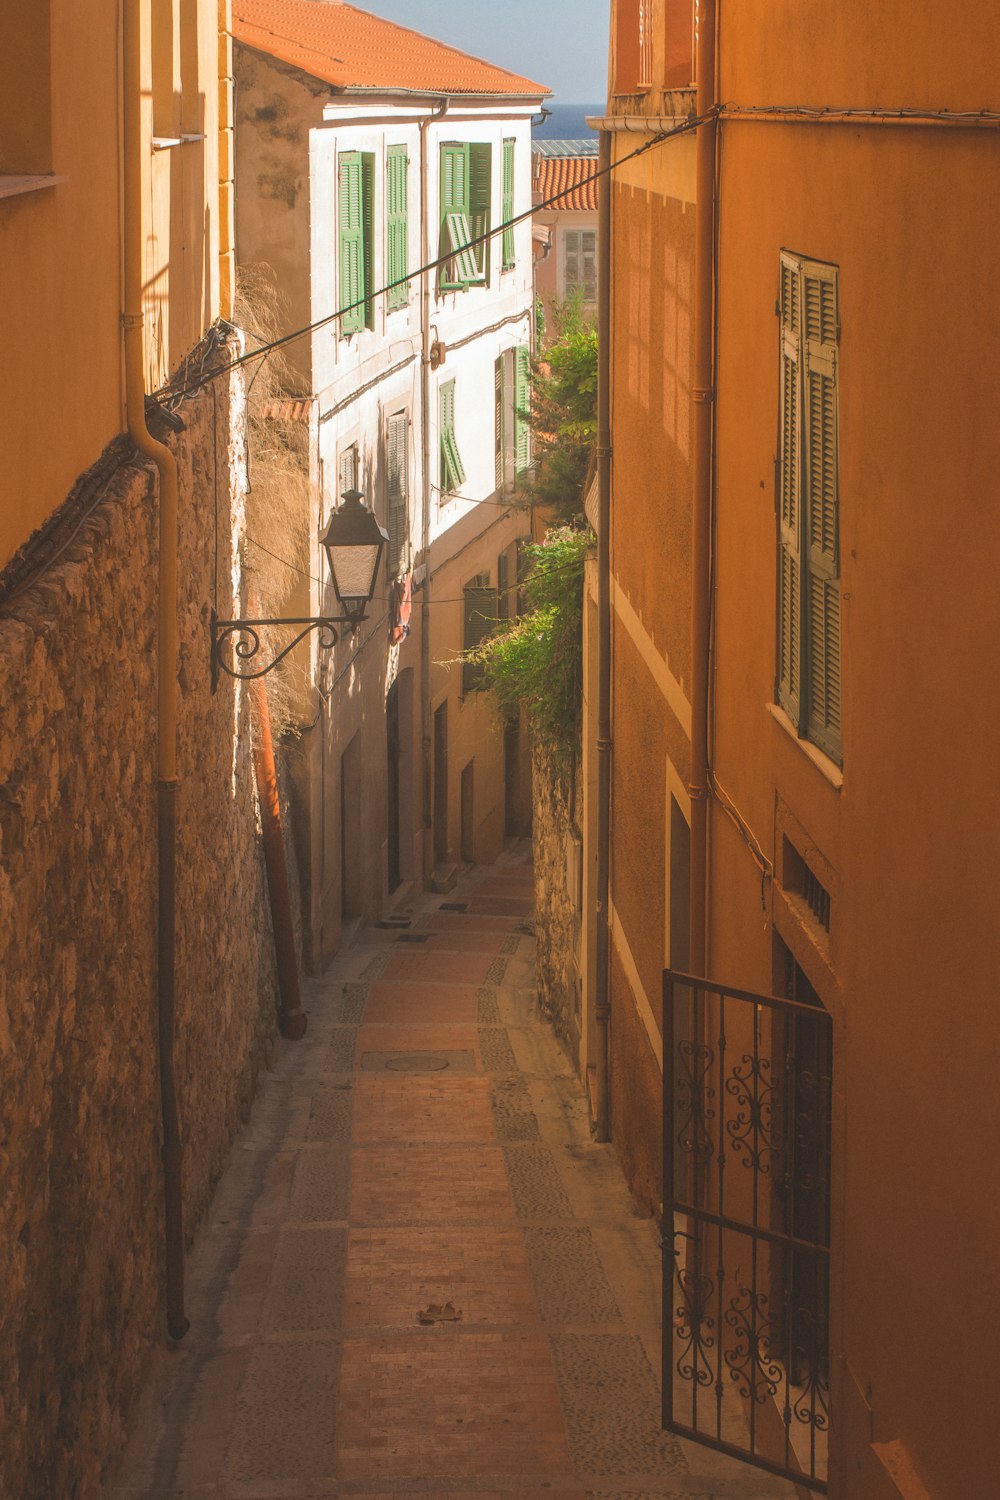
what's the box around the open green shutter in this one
[802,263,841,762]
[386,146,409,311]
[514,346,531,475]
[440,143,473,290]
[339,153,365,334]
[494,356,505,492]
[462,585,497,692]
[502,138,515,269]
[440,380,466,492]
[387,410,408,575]
[777,252,803,725]
[469,141,492,283]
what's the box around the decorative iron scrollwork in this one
[676,1039,716,1165]
[723,1282,783,1404]
[210,611,344,689]
[675,1264,716,1388]
[725,1051,777,1172]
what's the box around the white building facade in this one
[234,1,547,966]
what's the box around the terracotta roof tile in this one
[532,154,600,213]
[233,0,549,97]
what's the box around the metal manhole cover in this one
[361,1049,477,1075]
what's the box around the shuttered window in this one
[338,442,359,499]
[497,548,511,621]
[440,141,491,291]
[440,379,466,493]
[501,137,516,270]
[386,145,409,311]
[777,253,842,765]
[462,576,497,693]
[514,345,531,476]
[564,229,597,303]
[339,151,374,334]
[386,410,408,576]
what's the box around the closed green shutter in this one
[339,152,365,334]
[361,153,374,328]
[440,379,466,492]
[462,584,497,693]
[502,137,515,270]
[802,263,841,762]
[777,252,802,725]
[386,146,409,311]
[514,345,531,476]
[469,141,492,283]
[386,410,408,575]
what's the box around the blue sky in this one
[360,0,610,103]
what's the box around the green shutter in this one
[497,548,510,621]
[502,137,515,270]
[386,145,409,311]
[462,584,497,693]
[361,152,375,329]
[386,410,408,575]
[802,263,841,762]
[339,152,365,334]
[469,141,492,283]
[494,356,506,492]
[440,379,466,492]
[777,253,802,725]
[514,345,531,476]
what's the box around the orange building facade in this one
[593,3,1000,1497]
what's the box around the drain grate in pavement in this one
[360,1049,477,1074]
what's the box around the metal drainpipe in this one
[419,97,449,872]
[689,0,718,983]
[122,0,189,1341]
[593,127,613,1144]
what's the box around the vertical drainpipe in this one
[419,98,449,871]
[122,0,189,1339]
[594,127,613,1144]
[688,0,718,983]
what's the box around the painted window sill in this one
[0,173,67,200]
[766,702,844,790]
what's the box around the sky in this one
[353,0,610,103]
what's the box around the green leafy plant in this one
[527,296,598,524]
[469,526,591,762]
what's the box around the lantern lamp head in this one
[320,488,389,623]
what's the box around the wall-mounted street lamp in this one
[211,489,389,689]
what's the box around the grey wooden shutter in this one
[777,252,803,726]
[386,411,408,576]
[497,549,510,621]
[462,584,497,693]
[802,263,841,762]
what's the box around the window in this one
[338,442,359,499]
[494,347,531,493]
[564,229,597,303]
[463,573,497,693]
[501,138,516,270]
[386,410,409,576]
[440,142,491,291]
[638,0,653,87]
[777,253,842,765]
[439,380,466,494]
[339,151,374,334]
[386,145,409,311]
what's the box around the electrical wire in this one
[148,109,716,407]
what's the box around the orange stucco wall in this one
[602,1,1000,1495]
[0,0,230,572]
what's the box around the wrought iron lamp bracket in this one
[210,609,359,691]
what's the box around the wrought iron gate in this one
[662,969,832,1492]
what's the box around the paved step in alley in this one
[114,846,792,1500]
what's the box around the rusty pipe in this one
[593,126,613,1144]
[123,0,188,1340]
[688,0,718,983]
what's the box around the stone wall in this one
[0,359,281,1498]
[531,743,580,1057]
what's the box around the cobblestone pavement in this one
[113,845,793,1500]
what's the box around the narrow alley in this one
[112,848,788,1500]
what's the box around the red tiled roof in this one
[233,0,549,97]
[532,154,599,212]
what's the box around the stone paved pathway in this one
[113,844,792,1500]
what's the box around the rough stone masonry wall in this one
[0,366,280,1499]
[531,743,580,1058]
